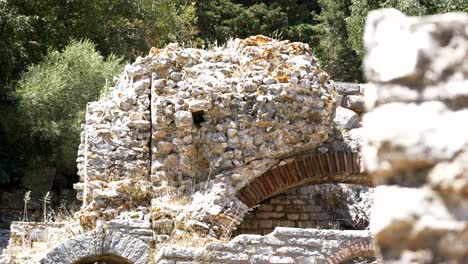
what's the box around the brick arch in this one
[40,229,150,264]
[236,151,371,208]
[325,241,376,264]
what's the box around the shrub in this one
[16,40,124,175]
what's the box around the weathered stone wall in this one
[0,35,376,263]
[334,82,366,115]
[74,55,153,225]
[155,227,375,264]
[236,183,372,235]
[0,222,375,264]
[107,219,154,246]
[147,36,339,238]
[73,35,345,238]
[362,9,468,263]
[320,82,365,154]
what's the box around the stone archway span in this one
[325,241,376,264]
[40,229,150,264]
[237,151,371,208]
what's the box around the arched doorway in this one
[236,151,371,208]
[40,230,150,264]
[325,241,376,264]
[233,151,372,236]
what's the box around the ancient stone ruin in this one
[0,8,467,264]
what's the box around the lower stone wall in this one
[235,188,332,236]
[108,219,154,247]
[1,224,376,263]
[156,227,375,264]
[235,184,373,235]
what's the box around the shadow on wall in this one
[235,183,373,236]
[74,255,133,264]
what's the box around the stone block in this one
[343,95,365,113]
[276,246,306,255]
[259,220,273,228]
[270,198,291,205]
[256,212,285,219]
[269,256,295,264]
[334,106,360,130]
[258,204,274,212]
[334,82,361,95]
[286,214,300,221]
[211,252,249,261]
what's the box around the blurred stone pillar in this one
[362,8,468,263]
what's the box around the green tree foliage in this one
[15,40,123,179]
[6,0,199,60]
[196,0,319,44]
[0,0,197,185]
[195,0,362,81]
[346,0,381,58]
[0,2,44,184]
[312,0,363,82]
[0,2,44,99]
[17,40,122,141]
[136,0,199,47]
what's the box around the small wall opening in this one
[73,254,133,264]
[191,110,205,127]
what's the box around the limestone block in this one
[343,95,365,113]
[363,102,468,178]
[363,8,468,263]
[334,106,360,130]
[365,9,468,86]
[174,111,193,127]
[334,82,362,95]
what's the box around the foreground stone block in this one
[363,8,468,263]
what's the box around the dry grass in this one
[167,229,199,248]
[47,197,80,223]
